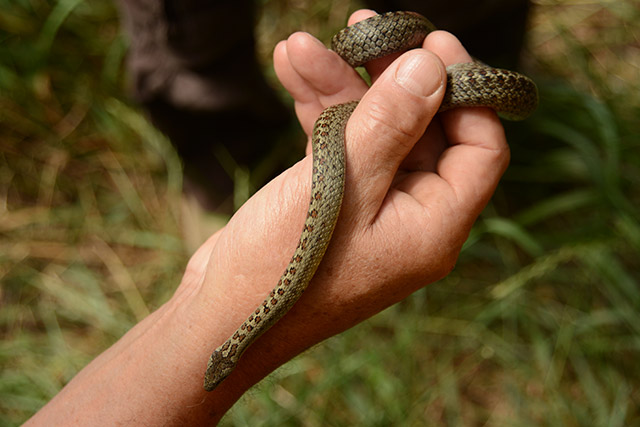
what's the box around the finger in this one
[394,30,478,175]
[423,31,510,217]
[273,39,315,105]
[346,8,376,25]
[274,32,367,136]
[343,48,446,222]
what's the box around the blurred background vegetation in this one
[1,0,639,425]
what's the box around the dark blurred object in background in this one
[116,0,530,212]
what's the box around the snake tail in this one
[442,63,538,120]
[203,102,358,391]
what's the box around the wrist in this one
[26,264,247,426]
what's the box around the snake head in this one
[203,350,237,391]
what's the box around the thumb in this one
[343,49,446,221]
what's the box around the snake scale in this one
[203,11,538,391]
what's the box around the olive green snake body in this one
[204,11,538,391]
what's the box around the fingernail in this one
[394,51,443,97]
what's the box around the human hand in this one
[24,10,512,426]
[182,8,509,399]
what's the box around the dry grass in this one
[1,0,639,425]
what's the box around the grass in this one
[1,0,639,425]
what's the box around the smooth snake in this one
[203,11,538,391]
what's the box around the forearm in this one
[24,232,343,426]
[25,254,251,424]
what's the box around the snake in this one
[203,11,538,391]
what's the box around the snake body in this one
[204,11,538,391]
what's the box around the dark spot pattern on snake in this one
[204,11,537,392]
